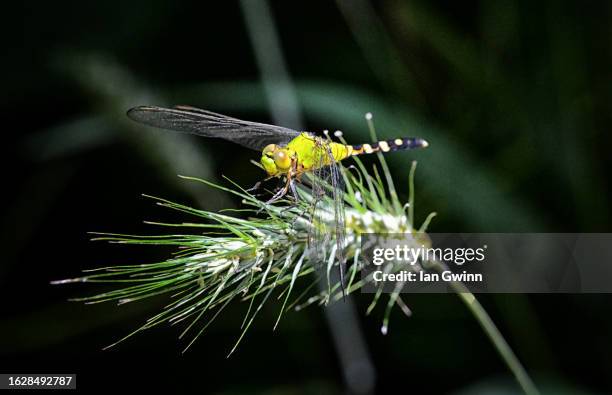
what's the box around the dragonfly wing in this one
[127,105,300,151]
[323,146,347,292]
[306,139,347,294]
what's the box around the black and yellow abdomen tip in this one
[350,137,429,156]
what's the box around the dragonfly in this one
[127,105,429,293]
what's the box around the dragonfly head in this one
[261,144,292,176]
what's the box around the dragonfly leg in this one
[289,179,300,203]
[265,174,292,205]
[278,179,308,222]
[246,181,262,193]
[257,188,283,215]
[266,159,299,205]
[286,164,301,201]
[248,174,277,194]
[265,186,286,204]
[278,180,301,215]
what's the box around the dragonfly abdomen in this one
[348,137,428,156]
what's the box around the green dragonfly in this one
[127,105,429,291]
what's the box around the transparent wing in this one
[306,139,347,293]
[127,105,300,151]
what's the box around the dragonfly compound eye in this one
[262,144,277,157]
[273,150,291,170]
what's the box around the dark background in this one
[3,1,611,394]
